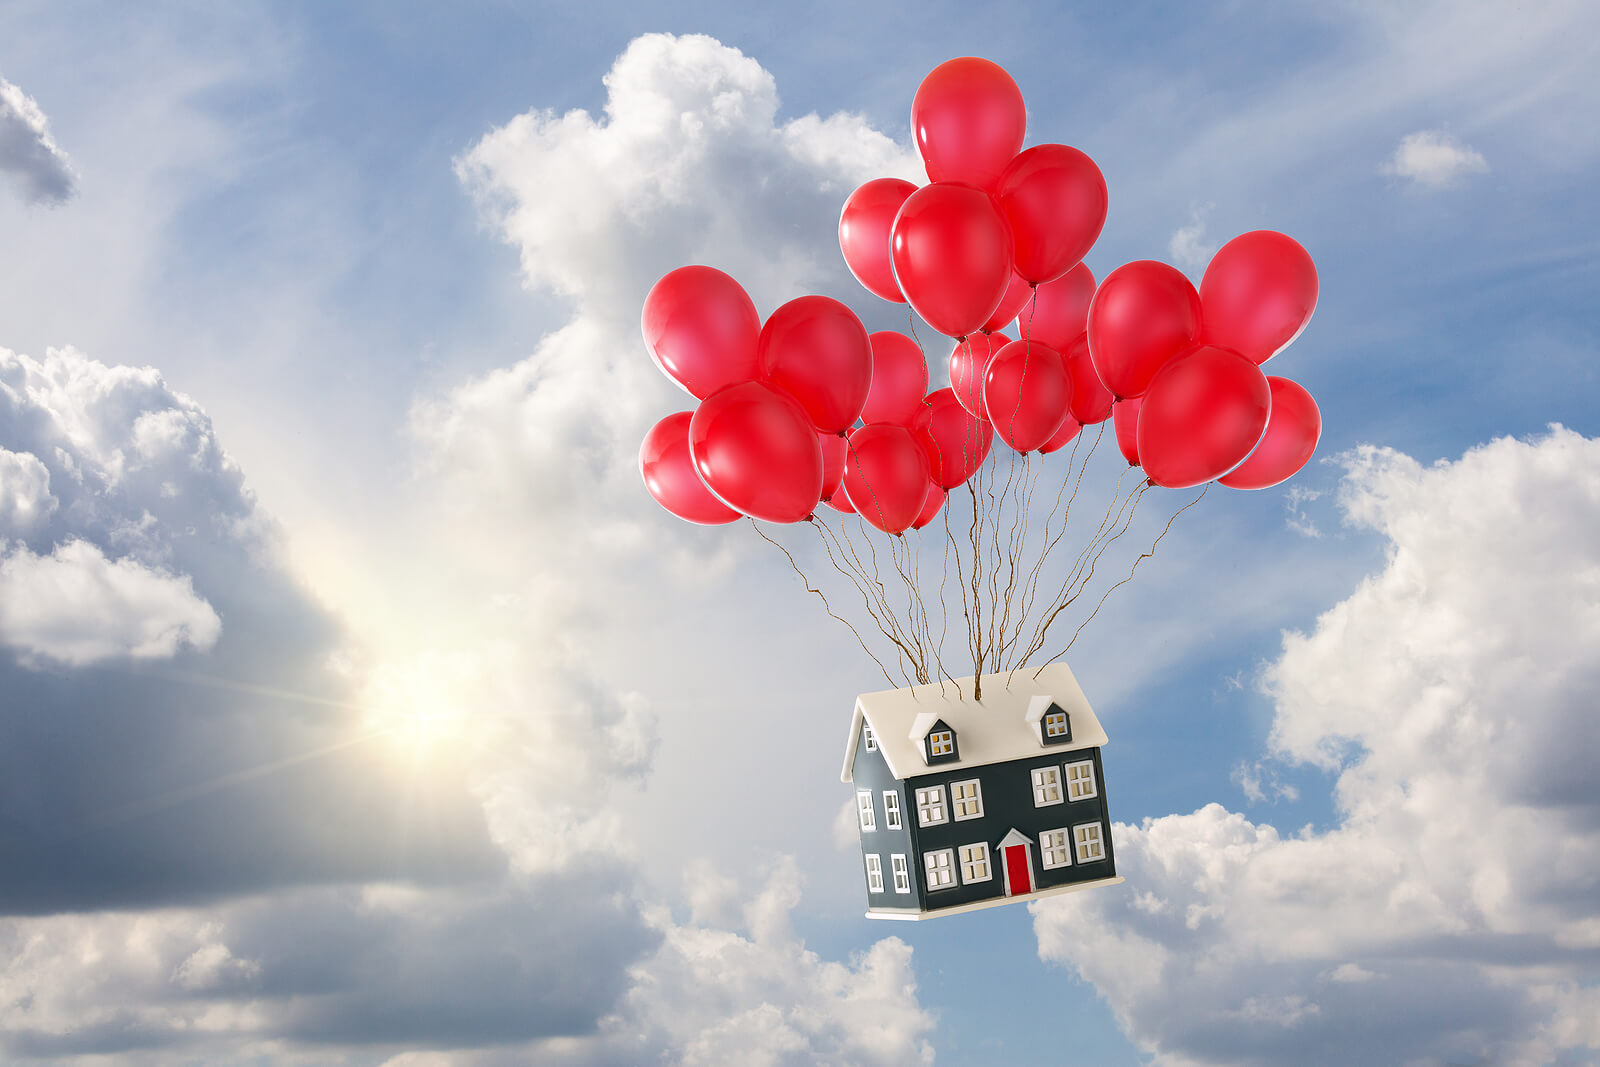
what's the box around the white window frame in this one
[1039,828,1073,870]
[856,790,876,832]
[865,854,884,893]
[915,785,948,826]
[959,842,992,885]
[950,778,984,821]
[1065,759,1098,801]
[928,729,954,757]
[1031,765,1063,806]
[883,790,903,830]
[863,722,877,751]
[891,854,911,894]
[1073,822,1105,863]
[1044,710,1070,739]
[925,847,956,890]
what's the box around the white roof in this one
[840,664,1109,783]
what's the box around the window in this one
[865,854,884,893]
[891,854,911,893]
[857,790,876,832]
[1044,710,1071,739]
[883,791,903,830]
[1031,765,1063,806]
[1040,829,1073,870]
[915,785,947,826]
[1074,823,1105,863]
[959,843,992,884]
[951,779,984,821]
[1066,760,1098,801]
[928,730,954,757]
[925,848,956,890]
[863,722,877,751]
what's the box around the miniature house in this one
[841,663,1122,920]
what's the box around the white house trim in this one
[865,876,1126,920]
[840,665,1108,784]
[950,779,984,821]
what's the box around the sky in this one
[1,1,1597,1064]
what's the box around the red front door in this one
[1004,844,1032,895]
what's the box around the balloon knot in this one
[836,430,848,438]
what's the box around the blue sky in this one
[2,2,1598,1064]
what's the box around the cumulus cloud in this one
[0,33,936,1062]
[1380,129,1489,187]
[607,859,935,1067]
[432,31,925,870]
[0,538,220,665]
[0,447,57,532]
[0,76,76,205]
[0,345,499,912]
[1033,427,1600,1066]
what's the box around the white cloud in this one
[0,538,220,665]
[0,447,57,533]
[605,858,935,1067]
[0,76,75,205]
[1168,202,1217,272]
[1033,427,1600,1066]
[0,32,939,1063]
[1380,129,1489,187]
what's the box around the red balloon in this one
[824,490,856,514]
[891,182,1014,339]
[981,271,1033,333]
[1038,413,1082,454]
[819,431,849,502]
[983,340,1073,453]
[640,412,741,525]
[758,295,873,435]
[1061,334,1115,424]
[909,388,994,489]
[995,144,1108,284]
[1024,263,1096,350]
[689,381,823,523]
[912,481,946,529]
[840,178,918,304]
[949,332,1012,420]
[1219,377,1322,489]
[1201,231,1318,365]
[1087,261,1202,399]
[1111,396,1142,466]
[862,331,929,426]
[842,424,933,535]
[642,266,761,399]
[1138,345,1271,489]
[911,58,1027,191]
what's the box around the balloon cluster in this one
[641,57,1322,544]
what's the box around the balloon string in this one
[809,513,915,685]
[849,507,929,683]
[1009,421,1104,665]
[828,512,927,685]
[749,518,898,690]
[1014,466,1143,671]
[1032,483,1208,677]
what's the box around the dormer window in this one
[1039,703,1073,746]
[922,719,959,765]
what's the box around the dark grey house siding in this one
[849,726,919,906]
[900,747,1116,913]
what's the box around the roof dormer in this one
[916,717,960,766]
[1025,696,1073,746]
